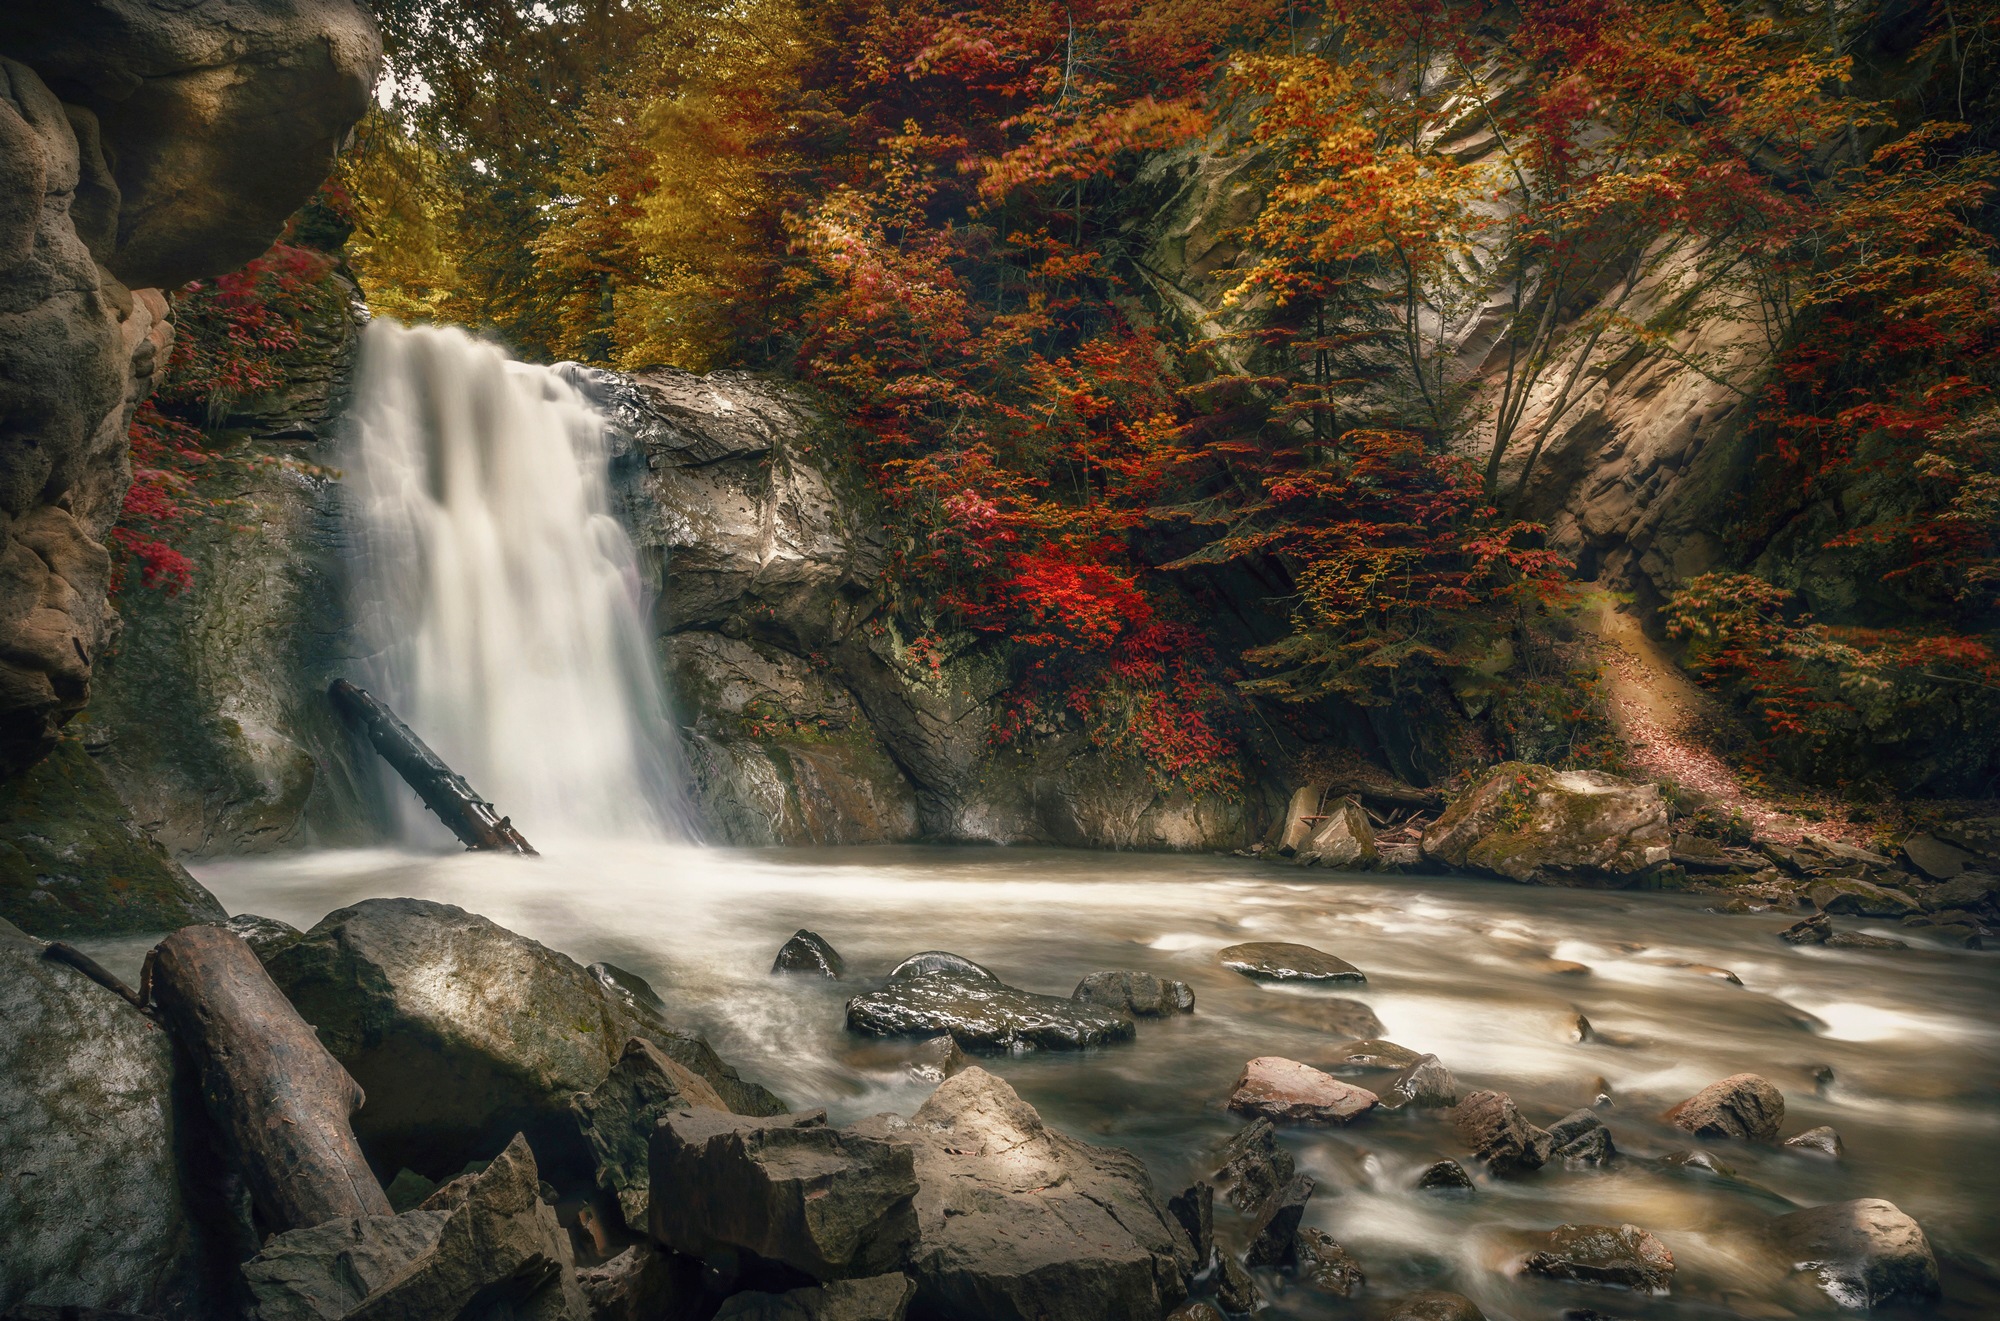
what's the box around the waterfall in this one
[343,319,679,843]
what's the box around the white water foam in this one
[343,320,679,843]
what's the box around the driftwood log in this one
[146,924,392,1231]
[328,678,537,854]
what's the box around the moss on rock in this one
[0,740,224,937]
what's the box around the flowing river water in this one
[182,842,1999,1321]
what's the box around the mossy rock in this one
[1420,761,1671,886]
[0,741,225,937]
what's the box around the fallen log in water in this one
[329,678,537,854]
[146,924,392,1232]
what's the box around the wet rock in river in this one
[1244,1173,1316,1266]
[1826,930,1908,949]
[1810,878,1921,918]
[855,1067,1195,1321]
[907,1034,967,1083]
[1663,1073,1785,1141]
[712,1273,917,1321]
[1215,1254,1261,1314]
[772,929,845,977]
[1546,1109,1616,1167]
[845,968,1136,1051]
[1380,1054,1460,1110]
[1783,1126,1844,1159]
[1521,1223,1675,1293]
[267,898,784,1176]
[1767,1198,1939,1309]
[1167,1303,1226,1321]
[224,912,303,960]
[1216,1118,1296,1213]
[573,1036,727,1229]
[1449,1090,1553,1176]
[1217,941,1366,983]
[1325,1038,1424,1071]
[1168,1182,1214,1266]
[1292,1227,1364,1296]
[1416,1159,1475,1192]
[1229,1057,1379,1124]
[1779,914,1831,944]
[1387,1291,1487,1321]
[650,1106,917,1280]
[1071,969,1195,1016]
[886,950,998,982]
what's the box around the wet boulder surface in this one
[853,1067,1195,1321]
[1070,968,1194,1016]
[1663,1073,1785,1141]
[1768,1198,1940,1310]
[0,918,239,1317]
[845,952,1136,1050]
[266,897,783,1177]
[1520,1222,1676,1292]
[1217,941,1366,983]
[572,1036,728,1230]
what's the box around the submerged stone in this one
[1522,1223,1675,1293]
[1293,1227,1365,1296]
[846,969,1135,1051]
[1071,969,1195,1016]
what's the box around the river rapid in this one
[176,843,2000,1320]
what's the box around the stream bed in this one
[185,843,1999,1320]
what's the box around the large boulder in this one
[854,1067,1194,1321]
[1663,1074,1785,1142]
[1421,762,1670,885]
[845,966,1135,1051]
[0,740,224,936]
[0,918,235,1316]
[1768,1198,1939,1309]
[266,898,782,1175]
[0,0,378,780]
[649,1108,919,1280]
[572,1036,727,1230]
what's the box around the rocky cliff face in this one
[0,0,380,780]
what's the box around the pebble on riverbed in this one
[1229,1057,1380,1125]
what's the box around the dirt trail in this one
[1576,590,1853,845]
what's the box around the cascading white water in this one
[343,319,679,843]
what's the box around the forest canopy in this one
[190,0,2000,796]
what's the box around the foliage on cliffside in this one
[341,0,1999,795]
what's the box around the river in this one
[185,842,1998,1320]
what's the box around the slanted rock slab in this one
[1380,1054,1459,1110]
[1326,1038,1423,1071]
[576,1243,704,1321]
[853,1067,1193,1321]
[1783,1126,1844,1159]
[1244,1173,1315,1266]
[1521,1223,1675,1292]
[1297,798,1376,869]
[1663,1074,1785,1141]
[1229,1057,1379,1124]
[572,1036,727,1229]
[242,1211,450,1321]
[1217,942,1365,983]
[1810,878,1921,918]
[1768,1198,1939,1309]
[268,897,783,1175]
[1214,1117,1296,1213]
[1293,1227,1365,1296]
[649,1107,918,1280]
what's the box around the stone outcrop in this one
[266,897,782,1175]
[1422,762,1671,885]
[572,1035,727,1230]
[0,0,379,781]
[0,917,239,1316]
[0,739,224,935]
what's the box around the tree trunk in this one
[329,678,537,854]
[146,924,392,1232]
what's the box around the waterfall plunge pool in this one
[183,842,2000,1320]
